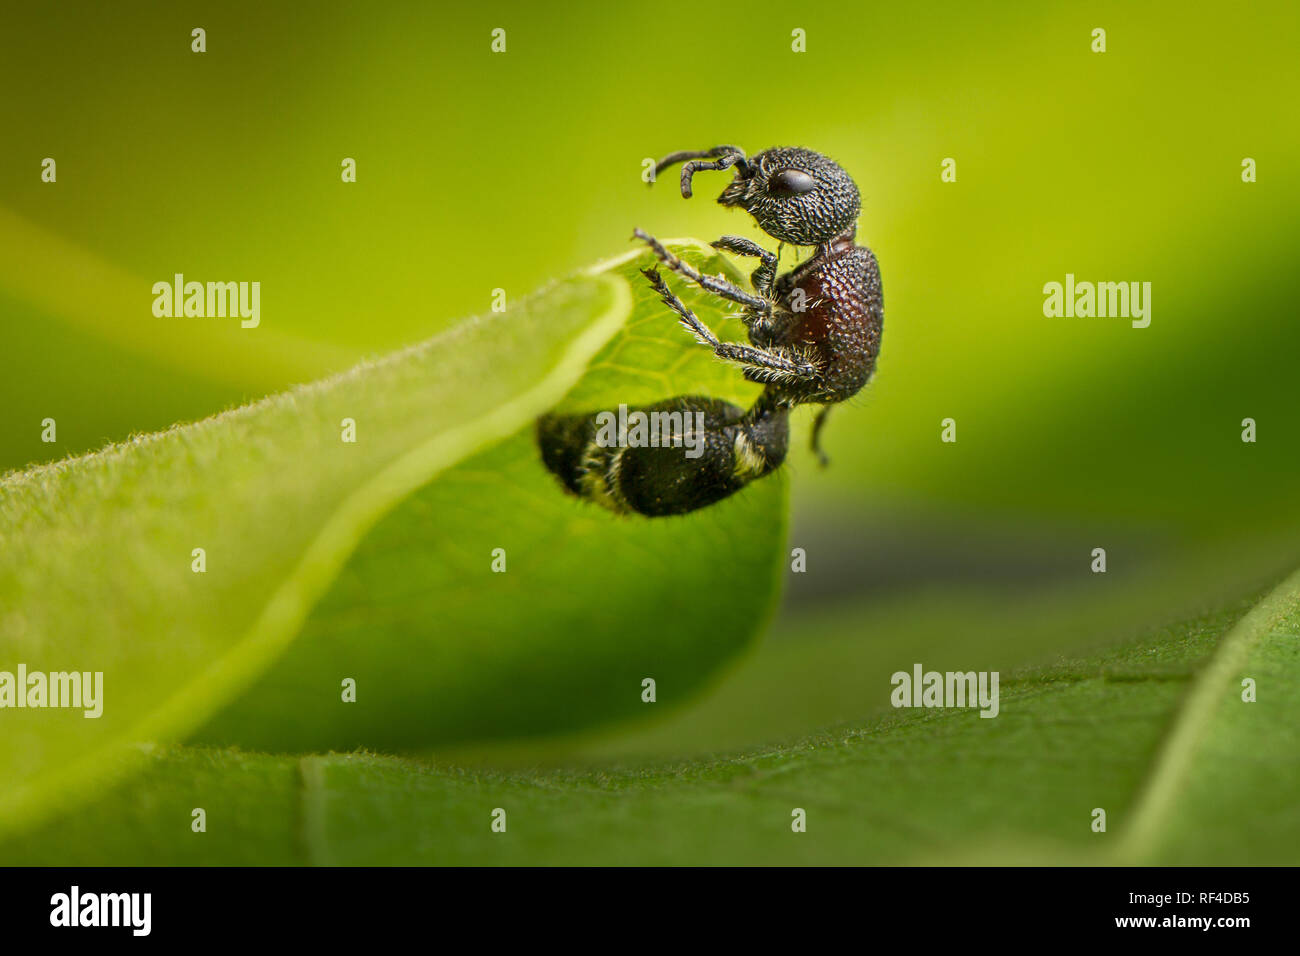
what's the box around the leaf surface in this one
[0,242,788,840]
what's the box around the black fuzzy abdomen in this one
[536,395,789,517]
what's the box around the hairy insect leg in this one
[810,404,833,468]
[633,229,772,314]
[640,267,821,387]
[711,235,779,297]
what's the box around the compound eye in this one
[768,168,816,198]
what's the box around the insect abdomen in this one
[537,394,789,517]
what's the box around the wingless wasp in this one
[539,144,883,516]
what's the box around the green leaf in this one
[0,241,788,841]
[1119,565,1300,864]
[5,567,1297,865]
[191,241,786,752]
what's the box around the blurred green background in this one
[2,0,1298,760]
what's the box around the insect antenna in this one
[653,145,750,198]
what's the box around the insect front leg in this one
[633,229,773,314]
[640,268,822,388]
[710,235,780,298]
